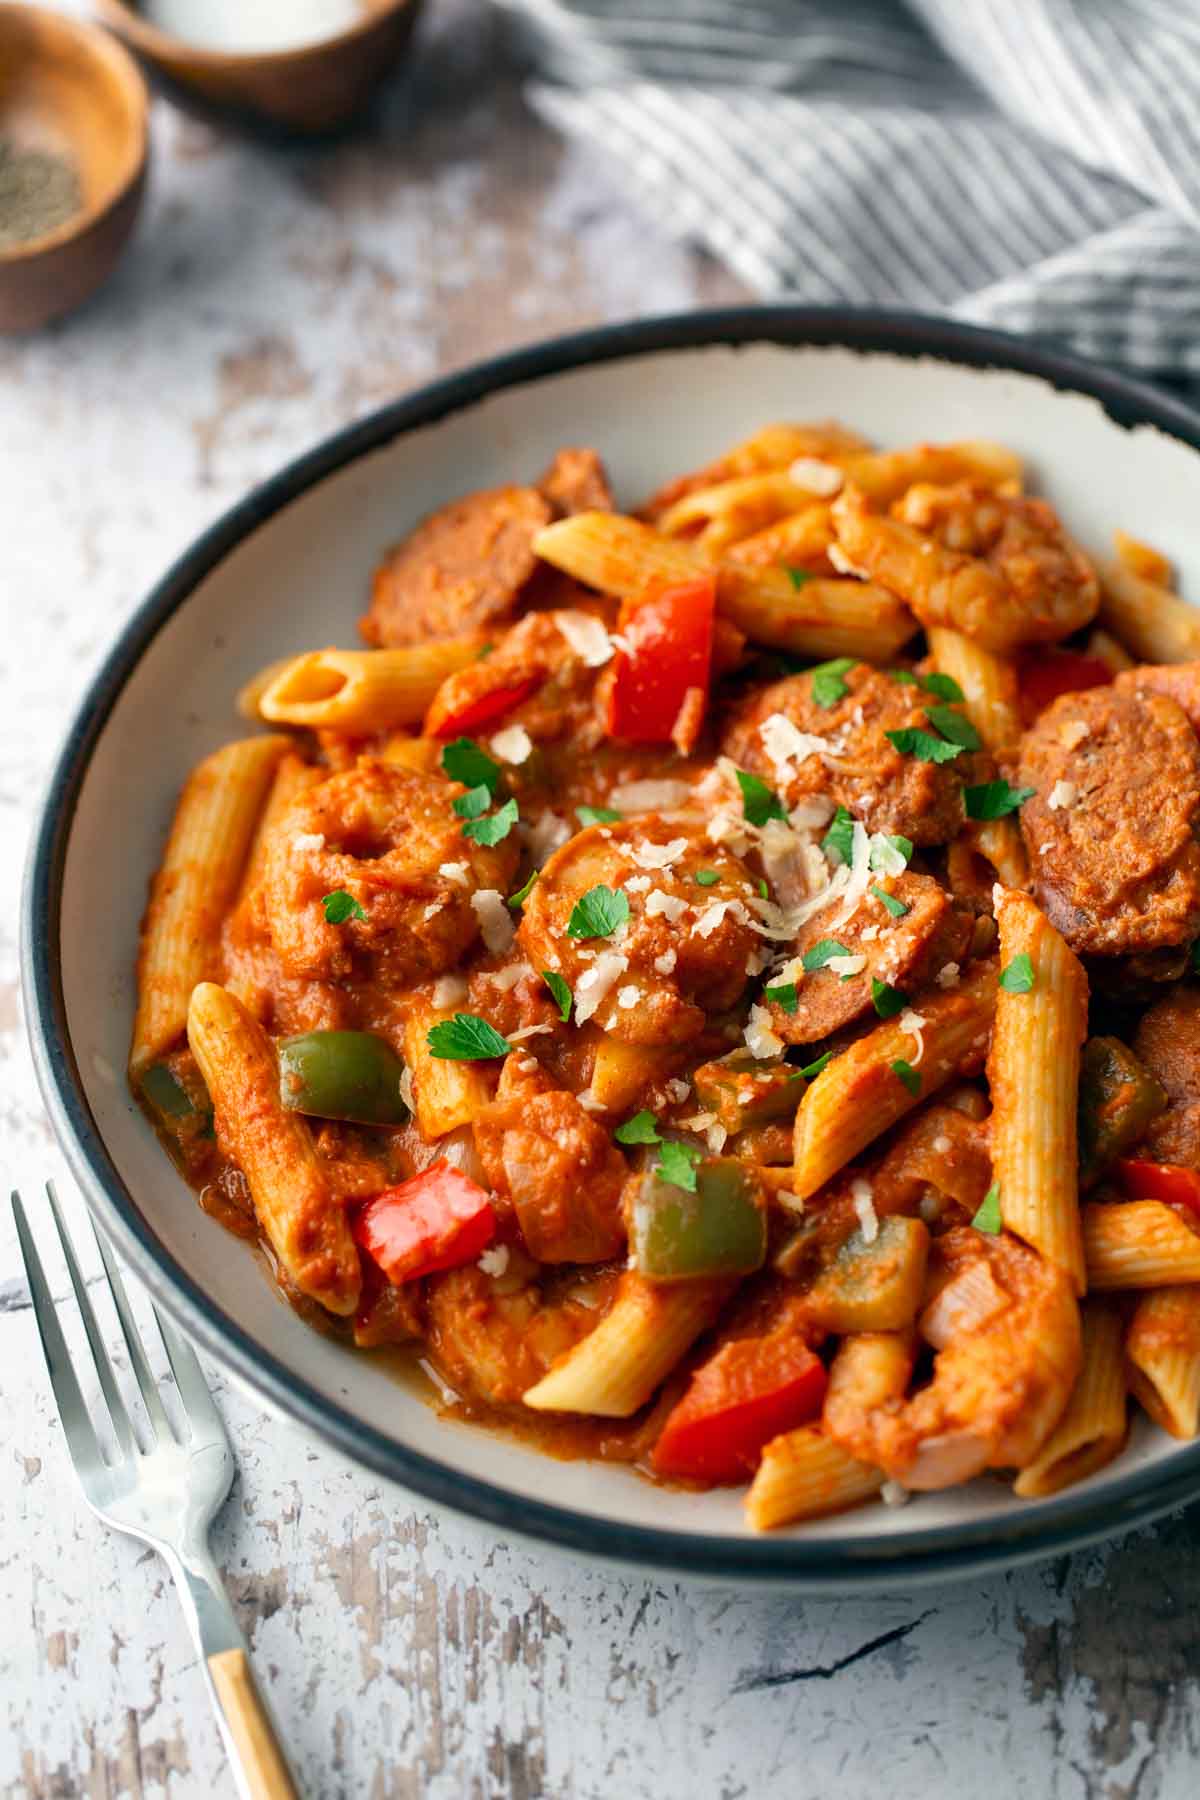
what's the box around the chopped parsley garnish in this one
[784,566,812,590]
[884,726,964,764]
[765,982,799,1014]
[963,779,1035,820]
[735,768,787,827]
[890,668,965,703]
[427,1013,511,1060]
[655,1140,704,1192]
[441,736,502,793]
[925,704,982,752]
[615,1110,661,1146]
[322,889,365,924]
[461,795,519,846]
[821,804,855,866]
[891,1058,921,1096]
[999,953,1036,994]
[802,938,850,973]
[694,869,721,887]
[871,884,909,919]
[576,804,622,826]
[566,884,630,940]
[871,977,908,1018]
[475,642,494,660]
[757,877,770,899]
[452,784,492,820]
[870,833,914,871]
[798,1050,834,1079]
[508,869,539,907]
[541,969,572,1021]
[972,1184,1003,1234]
[810,656,858,709]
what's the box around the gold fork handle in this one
[208,1649,300,1799]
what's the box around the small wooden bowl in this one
[97,0,425,137]
[0,4,148,332]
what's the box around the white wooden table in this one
[3,6,1199,1795]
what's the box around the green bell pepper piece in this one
[801,1215,929,1333]
[691,1050,805,1134]
[278,1031,409,1126]
[630,1157,767,1281]
[141,1061,194,1119]
[1078,1036,1168,1189]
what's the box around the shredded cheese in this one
[490,723,533,764]
[788,795,836,831]
[1059,718,1090,750]
[554,609,613,667]
[850,1177,879,1244]
[760,712,840,781]
[692,900,733,939]
[744,1004,785,1058]
[653,949,677,975]
[480,961,532,992]
[936,962,960,989]
[573,952,629,1023]
[292,831,325,853]
[478,1245,510,1278]
[828,542,870,579]
[645,889,689,922]
[631,837,689,871]
[471,889,516,956]
[438,860,470,887]
[828,952,867,978]
[1048,779,1077,811]
[898,1008,927,1065]
[524,810,570,862]
[624,874,651,894]
[789,456,844,496]
[665,1078,691,1104]
[880,1480,911,1508]
[432,973,468,1009]
[607,776,693,811]
[616,985,640,1009]
[398,1066,416,1115]
[509,1022,553,1042]
[576,1086,606,1114]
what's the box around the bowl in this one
[0,3,148,331]
[96,0,424,136]
[24,308,1200,1589]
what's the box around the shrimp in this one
[825,1227,1081,1489]
[256,758,518,987]
[831,481,1099,654]
[424,1263,617,1406]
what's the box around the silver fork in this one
[12,1183,300,1800]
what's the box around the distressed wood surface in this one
[2,4,1199,1796]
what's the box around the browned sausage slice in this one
[1135,989,1200,1167]
[1115,661,1200,734]
[362,485,552,647]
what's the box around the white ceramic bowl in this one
[25,310,1200,1588]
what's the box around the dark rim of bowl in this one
[23,306,1200,1588]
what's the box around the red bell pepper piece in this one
[606,574,716,748]
[1018,650,1112,723]
[1115,1157,1200,1217]
[651,1333,828,1485]
[428,675,541,740]
[354,1160,497,1283]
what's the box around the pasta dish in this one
[130,423,1200,1529]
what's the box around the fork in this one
[12,1184,300,1800]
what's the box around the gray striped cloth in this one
[496,0,1200,378]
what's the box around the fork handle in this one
[208,1649,299,1799]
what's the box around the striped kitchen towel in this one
[495,0,1200,377]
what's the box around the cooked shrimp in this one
[425,1263,617,1405]
[831,482,1099,654]
[257,758,519,987]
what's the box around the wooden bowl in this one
[96,0,425,136]
[0,5,148,332]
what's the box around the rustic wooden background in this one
[3,4,1199,1795]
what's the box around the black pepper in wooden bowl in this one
[0,140,82,248]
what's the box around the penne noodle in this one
[640,422,873,520]
[1114,529,1174,587]
[1125,1285,1200,1438]
[974,816,1029,890]
[255,638,488,733]
[1084,626,1135,675]
[234,751,322,910]
[792,959,997,1201]
[745,1427,883,1531]
[130,734,290,1078]
[822,1328,915,1452]
[377,733,443,774]
[1013,1301,1127,1496]
[186,983,361,1315]
[521,1272,732,1416]
[235,655,295,721]
[987,889,1088,1292]
[656,471,826,551]
[926,625,1022,753]
[840,440,1023,505]
[1098,533,1200,664]
[403,996,496,1139]
[724,502,835,570]
[1083,1201,1200,1289]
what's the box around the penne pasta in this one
[724,502,835,570]
[1084,626,1135,675]
[1098,532,1200,664]
[255,638,488,733]
[234,751,322,911]
[792,959,997,1201]
[186,983,361,1315]
[130,735,290,1078]
[236,655,295,721]
[1013,1301,1127,1497]
[986,889,1088,1292]
[1125,1285,1200,1438]
[926,625,1022,753]
[745,1427,883,1531]
[403,996,496,1139]
[377,733,443,774]
[822,1328,915,1453]
[1083,1201,1200,1289]
[640,421,873,520]
[839,440,1023,505]
[521,1272,732,1417]
[656,471,825,552]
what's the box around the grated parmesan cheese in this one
[438,860,470,887]
[692,900,733,939]
[828,542,870,579]
[1059,718,1090,750]
[653,949,677,975]
[432,973,468,1008]
[554,609,613,667]
[898,1008,927,1065]
[789,456,844,496]
[868,833,908,878]
[774,1189,806,1216]
[760,712,840,781]
[665,1078,691,1104]
[490,723,533,765]
[471,889,516,955]
[744,1004,785,1058]
[607,776,693,811]
[624,874,651,894]
[478,1245,510,1278]
[788,795,836,831]
[645,889,689,923]
[932,1135,952,1154]
[292,831,325,853]
[1048,779,1077,810]
[399,1066,416,1115]
[936,962,960,989]
[509,1022,553,1042]
[850,1177,879,1244]
[832,821,873,927]
[631,837,689,871]
[828,952,867,978]
[880,1480,911,1508]
[524,810,570,862]
[576,1085,606,1113]
[706,1122,728,1154]
[616,985,640,1009]
[574,951,629,1023]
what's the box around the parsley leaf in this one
[655,1140,704,1192]
[890,668,965,702]
[963,779,1035,820]
[972,1184,1002,1234]
[541,969,572,1021]
[441,737,502,793]
[798,1050,834,1079]
[427,1013,511,1060]
[871,977,908,1018]
[821,804,855,865]
[452,784,492,820]
[803,938,850,973]
[925,704,982,751]
[810,656,858,709]
[757,877,769,899]
[999,952,1036,994]
[461,796,519,846]
[891,1058,921,1096]
[576,804,622,826]
[869,833,914,871]
[765,982,799,1014]
[885,726,964,764]
[615,1110,661,1146]
[322,889,365,924]
[694,870,721,887]
[566,884,630,940]
[784,566,812,590]
[871,883,909,919]
[508,869,539,908]
[735,768,787,827]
